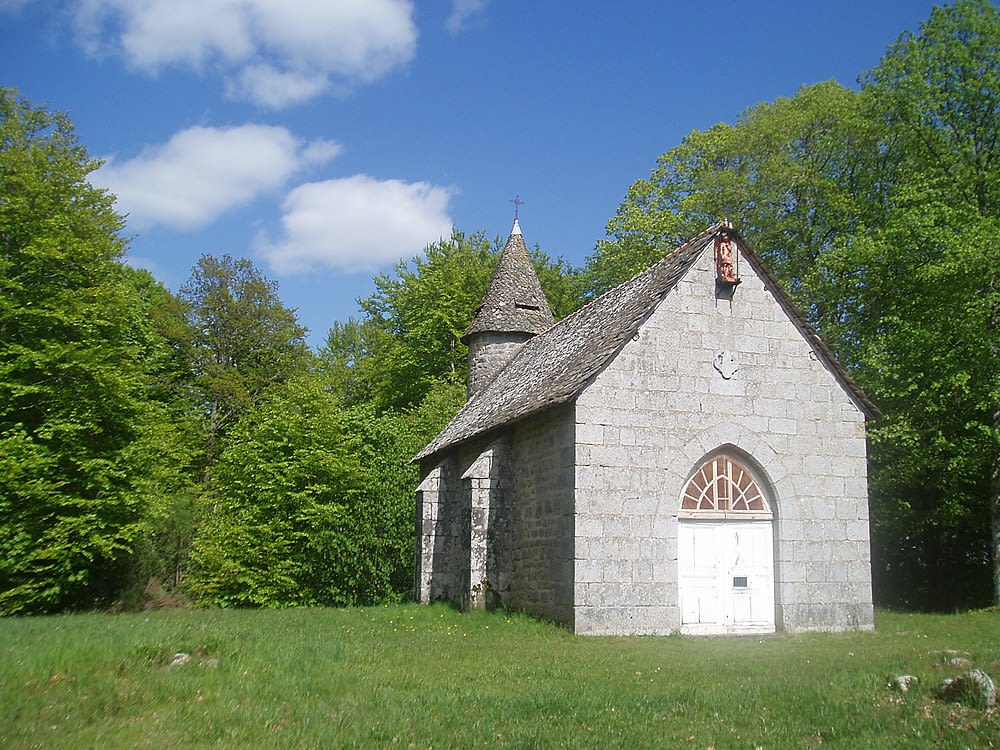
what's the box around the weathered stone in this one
[945,657,974,669]
[415,222,876,636]
[933,669,996,711]
[168,652,191,669]
[890,675,919,693]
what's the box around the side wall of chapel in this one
[507,408,577,627]
[573,246,873,635]
[416,406,576,626]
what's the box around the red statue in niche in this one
[715,233,739,285]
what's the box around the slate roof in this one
[416,223,879,463]
[461,219,555,342]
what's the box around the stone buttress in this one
[416,218,552,609]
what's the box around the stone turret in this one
[462,218,554,397]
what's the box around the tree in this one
[187,371,464,607]
[179,254,308,467]
[0,89,151,613]
[588,80,895,364]
[860,0,1000,604]
[325,229,582,412]
[118,267,202,600]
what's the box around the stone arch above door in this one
[679,424,787,487]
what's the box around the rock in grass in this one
[890,675,919,692]
[933,669,996,711]
[944,656,973,669]
[168,652,192,669]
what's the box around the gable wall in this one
[573,246,873,635]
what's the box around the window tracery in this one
[680,454,771,519]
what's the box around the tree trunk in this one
[206,399,219,480]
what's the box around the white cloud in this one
[226,64,330,109]
[257,175,454,274]
[74,0,417,107]
[94,125,341,230]
[75,0,253,67]
[300,139,343,167]
[446,0,487,34]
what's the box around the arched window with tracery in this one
[679,453,772,520]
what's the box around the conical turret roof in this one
[462,218,555,342]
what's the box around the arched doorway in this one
[677,451,775,635]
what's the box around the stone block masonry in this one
[467,331,533,396]
[508,408,577,628]
[573,245,874,635]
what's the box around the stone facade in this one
[572,247,873,634]
[507,409,576,626]
[416,223,875,636]
[416,410,576,622]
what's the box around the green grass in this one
[1,606,997,749]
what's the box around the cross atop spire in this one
[510,194,524,220]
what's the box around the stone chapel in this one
[414,218,877,636]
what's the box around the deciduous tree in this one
[860,0,1000,604]
[187,372,463,606]
[588,80,894,365]
[179,254,308,467]
[0,89,149,613]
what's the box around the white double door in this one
[678,520,775,635]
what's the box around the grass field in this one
[1,605,997,749]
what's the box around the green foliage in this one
[2,607,999,749]
[0,88,152,613]
[832,204,997,609]
[179,253,308,465]
[187,373,464,607]
[588,81,893,324]
[857,0,1000,607]
[327,228,583,411]
[116,268,203,600]
[865,0,999,220]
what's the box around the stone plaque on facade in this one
[714,351,738,379]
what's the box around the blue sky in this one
[3,0,940,348]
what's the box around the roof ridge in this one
[415,226,720,462]
[561,221,727,324]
